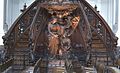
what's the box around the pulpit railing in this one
[2,0,118,71]
[79,0,118,64]
[0,58,13,72]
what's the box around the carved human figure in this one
[48,15,80,57]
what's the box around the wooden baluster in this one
[104,28,106,44]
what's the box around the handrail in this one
[5,1,38,38]
[80,0,117,40]
[77,1,91,50]
[33,9,49,51]
[0,58,13,72]
[33,58,41,73]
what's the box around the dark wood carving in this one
[2,0,118,72]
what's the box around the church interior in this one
[0,0,120,73]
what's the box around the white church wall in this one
[0,0,4,45]
[3,0,35,32]
[5,0,20,29]
[116,0,120,46]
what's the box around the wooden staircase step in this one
[92,36,100,40]
[92,44,105,48]
[92,40,102,44]
[91,49,107,52]
[16,43,28,48]
[92,32,97,36]
[16,38,29,42]
[17,41,28,44]
[92,43,104,46]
